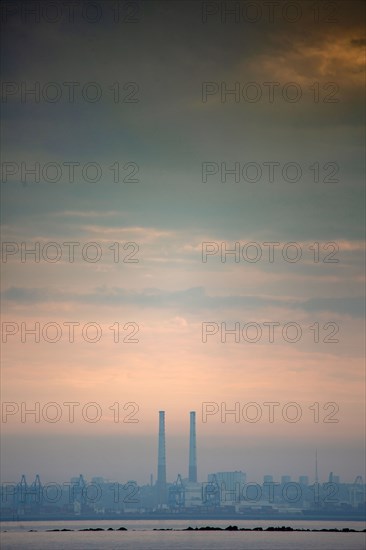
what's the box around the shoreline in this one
[1,513,365,522]
[1,525,365,533]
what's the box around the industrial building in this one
[1,410,364,519]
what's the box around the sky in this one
[0,0,365,486]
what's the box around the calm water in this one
[1,519,365,549]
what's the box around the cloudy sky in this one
[1,0,365,485]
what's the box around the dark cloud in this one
[2,285,363,317]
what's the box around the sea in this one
[1,519,365,549]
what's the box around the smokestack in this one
[157,411,167,506]
[189,411,197,482]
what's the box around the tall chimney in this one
[157,411,167,506]
[189,411,197,482]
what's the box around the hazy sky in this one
[1,0,365,485]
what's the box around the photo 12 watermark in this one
[1,161,140,185]
[202,82,340,103]
[1,401,140,424]
[201,241,340,263]
[201,161,340,184]
[1,241,140,263]
[201,401,340,424]
[1,321,140,343]
[1,479,140,506]
[1,81,140,104]
[201,321,340,343]
[201,1,339,24]
[0,1,142,25]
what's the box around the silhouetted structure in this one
[156,411,167,507]
[189,411,197,483]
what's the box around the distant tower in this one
[189,411,197,482]
[315,449,319,483]
[157,411,167,506]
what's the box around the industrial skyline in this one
[1,409,364,520]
